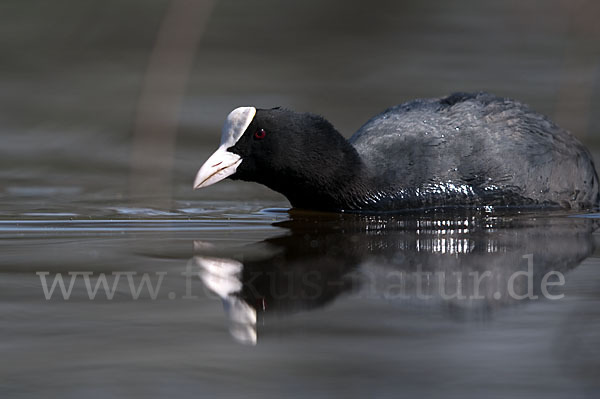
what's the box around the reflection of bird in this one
[193,210,597,343]
[195,256,257,346]
[194,92,598,212]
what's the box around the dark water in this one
[2,0,600,398]
[2,202,600,398]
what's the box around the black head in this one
[194,107,367,210]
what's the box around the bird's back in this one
[350,92,599,209]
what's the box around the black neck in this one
[261,142,373,212]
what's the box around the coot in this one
[193,92,599,212]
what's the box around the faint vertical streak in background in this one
[130,0,216,204]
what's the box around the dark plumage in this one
[195,92,599,212]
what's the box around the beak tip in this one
[193,178,205,190]
[193,148,242,191]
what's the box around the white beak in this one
[193,146,242,189]
[193,106,256,190]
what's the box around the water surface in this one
[1,202,600,398]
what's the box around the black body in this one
[228,92,599,212]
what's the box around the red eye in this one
[254,128,266,140]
